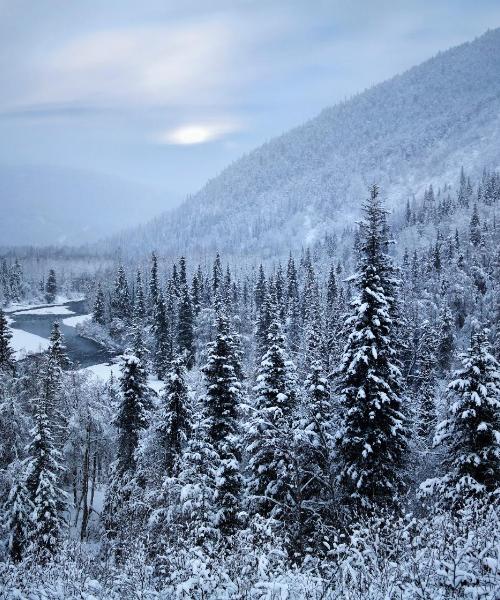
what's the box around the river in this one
[9,299,115,368]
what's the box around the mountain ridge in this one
[110,28,500,257]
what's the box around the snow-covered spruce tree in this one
[133,269,146,321]
[130,310,149,369]
[285,256,301,356]
[212,252,223,301]
[246,311,298,525]
[177,407,220,551]
[48,321,71,370]
[152,291,172,380]
[24,394,64,563]
[2,474,33,562]
[415,320,439,442]
[178,274,195,369]
[115,353,150,475]
[111,265,130,322]
[45,269,57,303]
[255,285,275,358]
[469,203,482,247]
[291,359,334,557]
[203,308,243,538]
[92,282,106,325]
[301,279,324,375]
[102,353,150,553]
[254,264,267,313]
[157,355,191,477]
[336,185,409,515]
[0,308,15,373]
[421,327,500,507]
[437,303,455,374]
[148,251,160,319]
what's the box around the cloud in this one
[156,120,242,145]
[22,20,235,109]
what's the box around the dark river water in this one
[10,299,115,368]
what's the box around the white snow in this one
[4,294,84,314]
[84,361,165,394]
[63,314,91,327]
[7,318,50,359]
[14,305,75,316]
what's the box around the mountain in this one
[0,165,176,247]
[110,28,500,259]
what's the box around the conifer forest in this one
[1,8,500,599]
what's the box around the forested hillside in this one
[108,28,500,258]
[1,166,499,598]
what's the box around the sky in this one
[1,0,499,205]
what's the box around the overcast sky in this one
[1,0,499,202]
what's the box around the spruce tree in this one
[111,265,130,321]
[152,292,172,380]
[45,269,57,304]
[293,360,334,555]
[212,253,223,301]
[134,269,146,321]
[422,327,500,507]
[115,353,150,474]
[0,308,15,373]
[437,303,455,373]
[178,275,195,369]
[254,264,267,312]
[469,203,482,247]
[92,282,106,326]
[203,309,243,537]
[149,252,160,319]
[3,475,33,562]
[336,185,409,514]
[157,355,190,476]
[25,395,64,562]
[247,315,297,521]
[48,322,71,370]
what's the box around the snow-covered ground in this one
[7,316,50,359]
[15,305,75,316]
[4,294,84,314]
[84,361,164,394]
[63,314,91,327]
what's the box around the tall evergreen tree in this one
[336,185,409,514]
[437,303,455,373]
[3,475,33,562]
[25,395,64,563]
[246,315,297,521]
[111,266,131,321]
[469,203,482,247]
[178,270,195,369]
[0,308,15,373]
[157,356,190,477]
[48,322,71,370]
[148,252,160,319]
[422,327,500,507]
[115,354,150,475]
[203,309,243,537]
[45,269,57,304]
[152,292,172,379]
[92,282,106,326]
[134,269,146,321]
[293,360,334,555]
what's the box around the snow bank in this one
[5,294,84,314]
[15,305,75,316]
[7,318,50,359]
[85,362,121,382]
[84,361,164,394]
[63,314,91,327]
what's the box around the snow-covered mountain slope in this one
[113,28,500,258]
[0,165,177,247]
